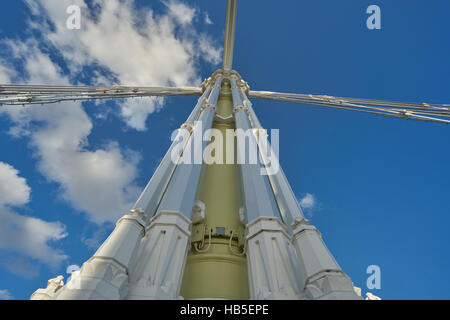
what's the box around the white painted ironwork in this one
[28,0,450,301]
[132,86,213,222]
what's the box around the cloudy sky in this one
[0,0,449,300]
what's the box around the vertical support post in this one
[125,75,223,300]
[179,81,250,300]
[231,76,302,299]
[156,75,221,219]
[237,78,361,300]
[223,0,238,71]
[231,77,279,222]
[238,83,304,232]
[133,86,213,222]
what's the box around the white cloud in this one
[0,289,13,300]
[81,225,111,250]
[165,0,196,26]
[0,41,140,224]
[0,254,40,278]
[0,208,68,268]
[0,162,31,206]
[21,0,220,130]
[0,0,221,224]
[0,0,222,283]
[120,97,164,132]
[205,12,213,25]
[199,36,222,65]
[299,193,316,210]
[0,63,17,83]
[0,162,68,268]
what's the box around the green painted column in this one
[180,82,250,300]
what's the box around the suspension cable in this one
[0,85,202,106]
[249,90,450,124]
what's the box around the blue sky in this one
[0,0,449,300]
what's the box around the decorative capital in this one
[291,217,310,229]
[201,70,225,92]
[239,79,250,94]
[229,74,239,81]
[202,69,249,94]
[180,122,195,133]
[129,208,145,220]
[233,105,248,114]
[116,208,146,229]
[253,127,267,137]
[291,218,322,239]
[201,76,215,92]
[201,102,216,111]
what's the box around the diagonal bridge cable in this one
[249,90,450,124]
[2,84,449,124]
[0,84,202,106]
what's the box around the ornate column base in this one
[246,217,303,300]
[303,270,361,300]
[126,211,191,300]
[49,211,145,300]
[291,218,362,300]
[55,259,128,300]
[30,276,64,300]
